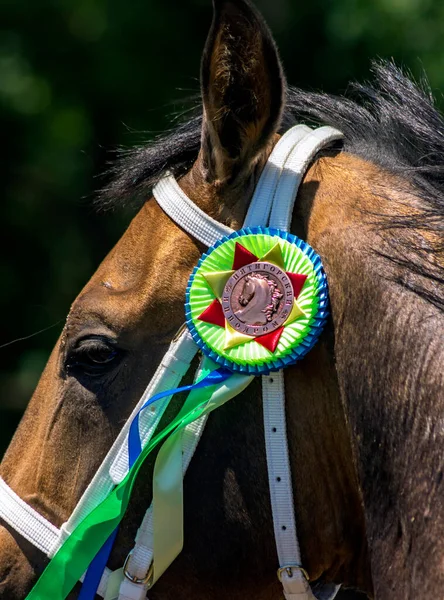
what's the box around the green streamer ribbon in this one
[25,366,253,600]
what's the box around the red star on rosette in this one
[197,241,308,353]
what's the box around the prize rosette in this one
[185,227,328,374]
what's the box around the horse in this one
[1,0,443,598]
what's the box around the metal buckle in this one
[277,565,310,582]
[123,550,154,586]
[172,322,187,343]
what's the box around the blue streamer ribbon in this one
[77,530,117,600]
[78,366,232,598]
[128,367,231,466]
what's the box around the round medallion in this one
[221,262,294,336]
[185,227,329,374]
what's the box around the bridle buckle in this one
[171,322,187,342]
[123,550,154,587]
[277,564,310,582]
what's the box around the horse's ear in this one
[200,0,285,182]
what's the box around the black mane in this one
[98,61,444,310]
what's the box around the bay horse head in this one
[1,0,443,598]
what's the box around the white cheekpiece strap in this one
[0,327,200,594]
[153,174,233,247]
[78,327,201,597]
[0,477,60,555]
[269,127,344,230]
[108,328,198,485]
[262,125,343,600]
[244,125,312,227]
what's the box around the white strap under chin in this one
[262,371,312,600]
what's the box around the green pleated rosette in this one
[185,227,329,374]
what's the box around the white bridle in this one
[0,124,343,600]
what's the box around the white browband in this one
[0,124,343,600]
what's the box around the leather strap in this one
[281,570,315,599]
[0,477,59,555]
[244,125,312,227]
[269,127,344,230]
[153,175,232,247]
[262,126,343,600]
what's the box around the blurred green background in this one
[1,1,444,449]
[1,1,443,596]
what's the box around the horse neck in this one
[299,151,444,597]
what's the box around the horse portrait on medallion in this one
[0,0,443,599]
[235,273,284,326]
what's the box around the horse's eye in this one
[65,336,122,377]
